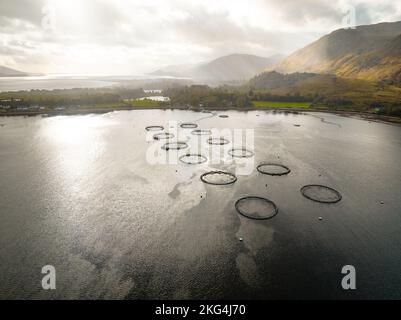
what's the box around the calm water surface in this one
[0,110,400,299]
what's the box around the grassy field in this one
[252,101,312,109]
[125,99,167,108]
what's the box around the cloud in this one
[0,0,46,27]
[0,0,400,74]
[263,0,343,26]
[355,2,401,25]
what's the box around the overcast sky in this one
[1,0,400,75]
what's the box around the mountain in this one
[277,21,401,82]
[0,66,28,77]
[151,53,283,82]
[249,71,318,90]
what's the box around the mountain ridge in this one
[276,21,401,82]
[151,53,283,82]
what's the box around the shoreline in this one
[1,105,400,125]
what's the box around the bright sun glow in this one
[1,0,401,74]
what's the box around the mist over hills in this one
[151,53,283,82]
[276,21,401,82]
[151,21,400,85]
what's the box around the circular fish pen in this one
[200,171,237,185]
[300,185,342,204]
[161,142,189,151]
[180,123,198,129]
[191,129,212,136]
[229,148,254,158]
[235,196,278,220]
[207,137,230,145]
[145,125,164,131]
[153,132,174,140]
[257,163,291,176]
[179,154,208,165]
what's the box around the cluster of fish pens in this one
[145,117,342,221]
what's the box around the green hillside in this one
[248,71,401,115]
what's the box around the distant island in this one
[0,66,29,77]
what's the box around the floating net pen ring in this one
[191,129,212,136]
[153,132,174,140]
[161,142,189,151]
[200,171,237,185]
[235,196,278,220]
[257,163,291,176]
[300,185,342,204]
[180,123,198,129]
[207,137,230,145]
[228,148,255,158]
[145,125,164,131]
[179,154,208,165]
